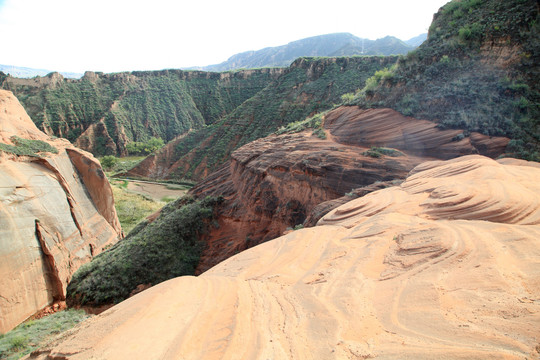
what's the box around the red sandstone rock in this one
[323,107,509,158]
[187,106,509,273]
[0,90,123,333]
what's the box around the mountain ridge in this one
[200,32,423,72]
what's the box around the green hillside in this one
[0,69,280,155]
[350,0,539,160]
[67,196,223,306]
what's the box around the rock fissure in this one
[34,220,65,302]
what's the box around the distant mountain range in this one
[1,33,426,78]
[200,32,426,72]
[0,64,83,79]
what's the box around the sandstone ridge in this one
[0,90,122,333]
[28,155,540,359]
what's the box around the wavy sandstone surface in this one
[29,155,540,359]
[0,90,122,333]
[126,106,510,180]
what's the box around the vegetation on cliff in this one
[0,136,58,157]
[349,0,539,160]
[1,69,278,156]
[66,195,223,306]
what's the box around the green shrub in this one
[458,23,483,43]
[340,92,355,103]
[312,127,327,139]
[125,137,165,155]
[363,147,404,158]
[100,155,118,170]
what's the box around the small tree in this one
[100,155,118,170]
[126,137,165,155]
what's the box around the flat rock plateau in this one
[26,155,540,359]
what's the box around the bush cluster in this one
[67,195,223,306]
[125,137,164,155]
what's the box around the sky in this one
[0,0,450,74]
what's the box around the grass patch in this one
[160,196,177,203]
[0,136,58,157]
[0,309,89,359]
[363,147,404,158]
[275,111,328,135]
[165,184,192,191]
[111,185,164,235]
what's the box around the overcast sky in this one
[0,0,450,73]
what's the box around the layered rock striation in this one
[0,90,122,333]
[28,155,540,359]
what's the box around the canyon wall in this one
[0,90,122,333]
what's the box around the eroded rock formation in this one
[188,106,509,273]
[324,107,510,158]
[0,90,122,333]
[28,155,540,359]
[191,131,429,273]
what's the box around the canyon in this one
[0,1,538,358]
[190,106,510,273]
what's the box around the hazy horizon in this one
[0,0,449,73]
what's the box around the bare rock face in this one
[0,90,122,333]
[27,155,540,359]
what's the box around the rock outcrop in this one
[73,119,117,156]
[324,107,510,158]
[0,90,122,333]
[189,106,509,273]
[28,155,540,359]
